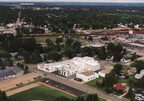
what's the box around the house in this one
[0,66,24,80]
[10,52,18,57]
[113,83,127,92]
[121,57,131,63]
[98,66,113,77]
[38,42,47,47]
[120,70,129,76]
[37,56,100,77]
[76,71,99,82]
[129,67,137,75]
[135,69,144,79]
[85,43,104,48]
[135,88,144,101]
[8,66,24,76]
[106,56,114,61]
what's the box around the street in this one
[31,67,129,101]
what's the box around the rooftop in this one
[80,71,95,76]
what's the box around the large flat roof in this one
[80,71,95,76]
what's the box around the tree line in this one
[55,94,99,101]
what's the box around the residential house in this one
[121,57,131,63]
[106,56,114,61]
[135,69,144,79]
[135,88,144,101]
[113,83,127,93]
[98,66,113,77]
[129,67,137,75]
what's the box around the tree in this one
[18,48,25,55]
[73,41,81,49]
[105,87,114,93]
[43,46,55,53]
[22,51,30,63]
[131,53,137,61]
[1,60,5,70]
[107,43,116,52]
[116,43,123,53]
[30,53,41,64]
[131,60,144,73]
[102,71,118,87]
[55,38,63,45]
[7,58,13,67]
[86,94,99,101]
[75,96,85,101]
[88,36,93,41]
[113,64,122,75]
[54,96,71,101]
[63,47,74,59]
[65,38,73,46]
[0,90,10,101]
[113,52,123,62]
[126,87,133,98]
[97,47,107,60]
[46,38,54,46]
[25,65,29,71]
[47,51,62,61]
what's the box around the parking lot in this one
[0,73,40,91]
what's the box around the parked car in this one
[33,76,42,79]
[74,77,82,82]
[41,78,49,82]
[16,82,23,86]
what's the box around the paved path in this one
[7,83,39,96]
[31,68,129,101]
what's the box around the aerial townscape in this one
[0,1,144,101]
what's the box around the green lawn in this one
[23,36,68,43]
[84,77,103,88]
[82,93,106,101]
[24,36,58,43]
[9,86,74,101]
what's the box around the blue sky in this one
[0,0,143,3]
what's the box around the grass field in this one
[24,36,58,43]
[9,85,106,101]
[9,86,74,101]
[23,36,69,43]
[84,77,103,88]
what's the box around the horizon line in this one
[0,1,144,3]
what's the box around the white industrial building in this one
[76,71,99,82]
[37,57,100,77]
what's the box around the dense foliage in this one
[0,90,10,101]
[1,5,144,34]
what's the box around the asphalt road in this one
[44,79,84,96]
[30,68,129,101]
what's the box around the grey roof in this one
[0,69,15,78]
[4,69,15,76]
[10,66,23,72]
[0,71,7,78]
[0,66,23,79]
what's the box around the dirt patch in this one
[7,83,39,96]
